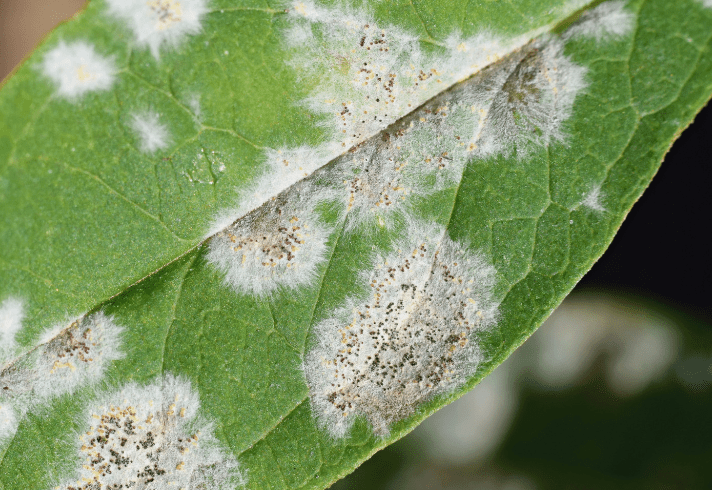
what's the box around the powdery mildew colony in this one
[202,1,604,436]
[0,297,24,361]
[130,111,172,153]
[0,313,123,445]
[40,41,116,100]
[563,1,635,41]
[55,375,244,490]
[580,185,606,212]
[106,0,209,58]
[207,182,332,296]
[305,223,498,437]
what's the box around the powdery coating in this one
[40,41,116,99]
[130,111,172,153]
[313,101,482,232]
[581,184,605,211]
[463,37,587,157]
[305,222,498,437]
[704,0,712,7]
[207,182,332,296]
[0,312,123,409]
[55,374,244,490]
[213,143,341,231]
[0,297,24,359]
[302,37,586,231]
[0,403,18,444]
[563,1,635,42]
[106,0,209,58]
[285,0,543,152]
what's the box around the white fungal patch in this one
[33,312,124,400]
[188,93,202,120]
[580,184,605,212]
[304,221,498,437]
[218,143,341,229]
[703,0,712,8]
[106,0,209,58]
[207,182,332,296]
[130,111,172,154]
[212,5,588,239]
[0,297,24,360]
[0,403,17,443]
[40,41,116,99]
[55,374,244,490]
[285,0,549,152]
[1,312,123,410]
[313,100,481,232]
[563,1,635,42]
[299,37,585,231]
[463,37,587,157]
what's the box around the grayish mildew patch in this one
[0,313,123,446]
[40,41,116,100]
[563,1,635,42]
[54,374,245,490]
[214,2,587,236]
[285,0,554,153]
[304,221,498,437]
[0,297,24,442]
[106,0,209,58]
[207,180,332,296]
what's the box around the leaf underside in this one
[0,0,711,488]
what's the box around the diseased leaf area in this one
[0,0,711,488]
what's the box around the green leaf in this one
[0,0,711,488]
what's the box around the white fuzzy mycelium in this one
[55,374,244,490]
[304,221,498,437]
[106,0,209,58]
[285,0,544,152]
[580,184,606,212]
[1,312,123,412]
[460,37,588,158]
[207,180,332,297]
[130,111,172,153]
[563,1,635,42]
[40,41,116,99]
[0,297,24,361]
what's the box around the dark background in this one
[2,1,711,488]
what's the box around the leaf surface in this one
[0,0,711,488]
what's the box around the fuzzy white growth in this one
[1,312,123,410]
[33,312,124,400]
[0,298,24,360]
[285,0,547,152]
[563,1,635,42]
[0,404,18,444]
[305,221,498,437]
[130,111,172,153]
[207,181,332,296]
[313,101,482,232]
[214,144,341,231]
[464,37,587,157]
[55,374,244,490]
[188,93,202,120]
[581,184,605,211]
[703,0,712,7]
[40,41,116,99]
[106,0,209,58]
